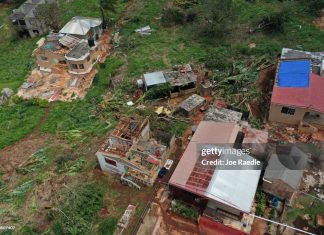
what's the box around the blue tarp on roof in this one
[278,60,311,87]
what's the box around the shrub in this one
[299,0,324,17]
[256,10,290,34]
[161,7,185,26]
[144,84,171,100]
[194,0,239,39]
[255,192,267,216]
[171,199,199,220]
[32,98,49,108]
[98,217,118,235]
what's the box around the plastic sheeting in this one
[278,60,311,87]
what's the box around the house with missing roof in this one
[142,64,198,97]
[269,48,324,130]
[9,0,56,38]
[33,17,103,74]
[262,146,308,203]
[169,121,262,234]
[96,117,170,189]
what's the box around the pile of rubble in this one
[0,88,13,106]
[265,123,316,144]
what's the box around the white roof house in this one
[143,71,167,90]
[59,16,102,36]
[206,151,262,212]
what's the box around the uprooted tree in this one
[36,1,62,31]
[99,0,118,28]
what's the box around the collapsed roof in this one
[65,41,90,60]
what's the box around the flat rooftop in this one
[204,106,242,123]
[180,94,205,112]
[65,42,90,60]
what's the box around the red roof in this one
[271,73,324,112]
[169,122,240,196]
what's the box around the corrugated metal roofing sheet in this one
[143,71,167,87]
[59,16,102,36]
[169,122,261,213]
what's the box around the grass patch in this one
[41,56,123,137]
[0,102,45,149]
[97,217,118,235]
[286,194,324,226]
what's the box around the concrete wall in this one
[262,179,294,201]
[96,153,126,175]
[268,104,307,125]
[35,50,65,70]
[67,50,97,75]
[140,122,150,141]
[207,200,241,216]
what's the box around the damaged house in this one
[17,16,107,101]
[96,117,169,189]
[9,0,56,38]
[34,17,103,74]
[142,64,198,97]
[269,48,324,131]
[169,121,262,235]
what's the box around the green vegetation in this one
[50,183,105,235]
[255,192,267,216]
[0,102,45,149]
[97,217,118,235]
[171,199,199,220]
[16,148,49,174]
[145,83,171,100]
[286,194,324,226]
[0,179,34,209]
[41,57,123,137]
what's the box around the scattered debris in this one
[303,174,317,192]
[204,106,242,123]
[0,88,13,106]
[179,94,206,116]
[96,117,170,188]
[127,101,134,106]
[135,25,153,35]
[118,204,136,229]
[155,106,171,116]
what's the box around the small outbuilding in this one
[204,106,242,123]
[179,94,206,116]
[262,146,308,203]
[143,71,167,91]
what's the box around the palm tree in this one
[99,0,117,29]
